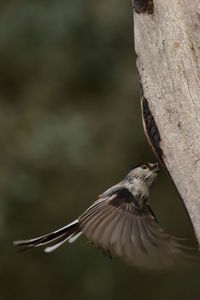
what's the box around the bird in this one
[13,162,195,269]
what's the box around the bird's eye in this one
[142,165,148,169]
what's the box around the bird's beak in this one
[153,162,160,173]
[149,162,159,173]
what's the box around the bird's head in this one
[125,162,159,189]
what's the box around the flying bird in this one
[14,163,194,269]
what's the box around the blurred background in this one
[1,0,200,299]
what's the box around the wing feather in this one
[93,207,120,246]
[79,187,197,269]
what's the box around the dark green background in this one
[1,1,200,299]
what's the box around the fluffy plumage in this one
[13,163,196,269]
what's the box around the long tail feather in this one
[13,219,82,251]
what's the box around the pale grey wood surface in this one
[134,0,200,245]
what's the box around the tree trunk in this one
[133,0,200,245]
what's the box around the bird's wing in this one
[79,187,195,269]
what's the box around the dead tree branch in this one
[134,0,200,245]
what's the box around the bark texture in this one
[134,0,200,245]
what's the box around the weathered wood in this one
[134,0,200,245]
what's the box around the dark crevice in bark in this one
[134,0,154,14]
[141,97,164,165]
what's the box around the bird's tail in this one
[13,220,82,253]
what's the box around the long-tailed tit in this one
[14,163,194,269]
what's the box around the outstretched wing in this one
[79,186,194,269]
